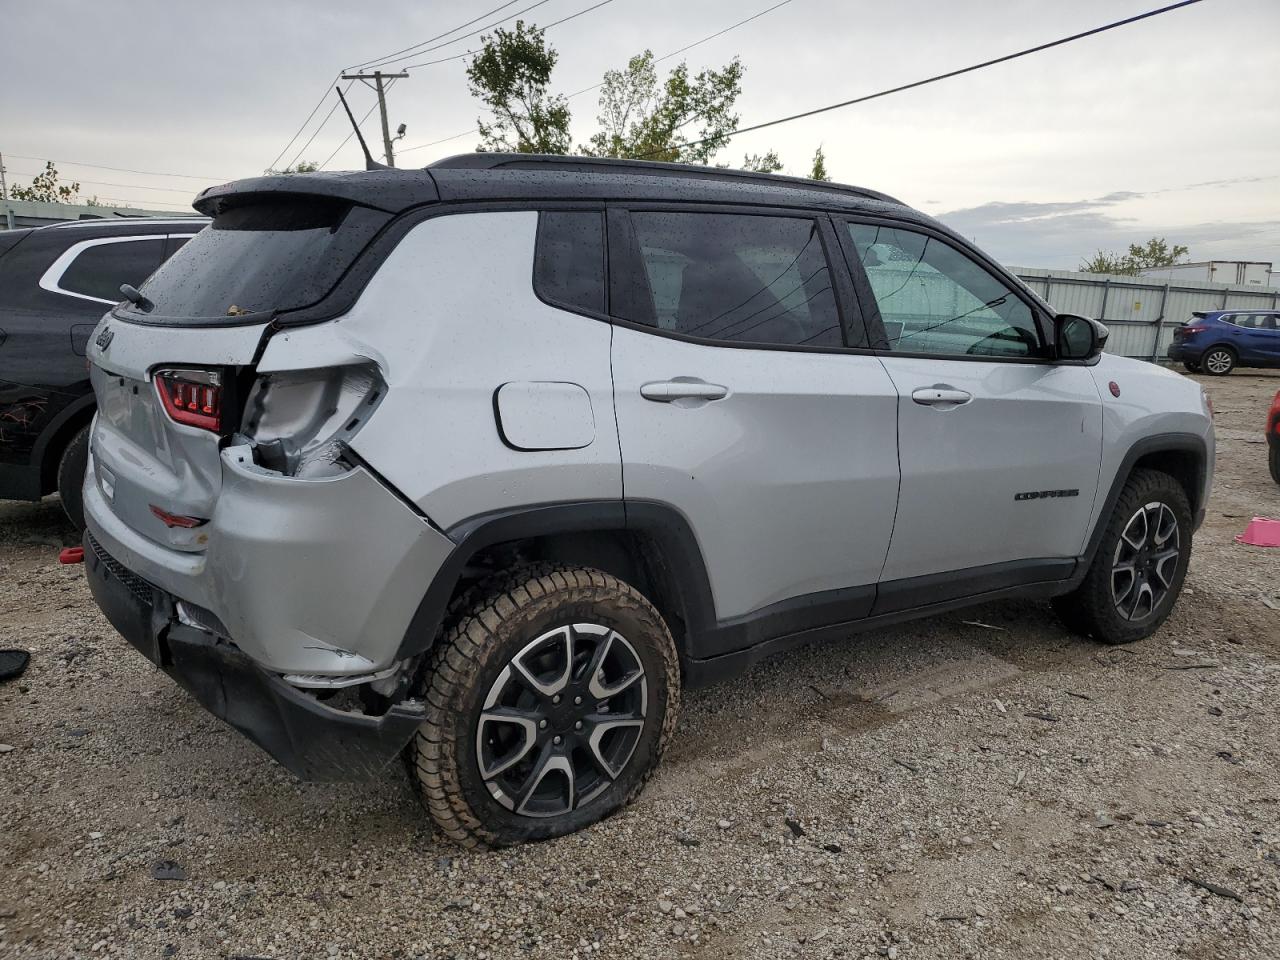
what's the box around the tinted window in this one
[134,199,390,322]
[59,238,163,302]
[847,223,1041,358]
[622,212,843,348]
[534,211,605,314]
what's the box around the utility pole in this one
[340,70,408,166]
[0,152,8,201]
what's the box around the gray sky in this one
[3,0,1277,269]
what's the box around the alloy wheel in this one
[1204,350,1233,374]
[476,623,648,818]
[1111,501,1181,622]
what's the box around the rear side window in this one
[534,211,606,314]
[134,199,390,322]
[59,238,164,302]
[618,211,844,348]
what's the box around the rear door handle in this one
[641,380,729,402]
[911,386,973,406]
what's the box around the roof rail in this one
[428,153,903,206]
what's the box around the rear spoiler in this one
[194,170,439,218]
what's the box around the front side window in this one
[534,211,606,314]
[621,211,844,348]
[58,238,164,302]
[847,223,1041,358]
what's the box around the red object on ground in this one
[58,546,85,564]
[1268,391,1280,438]
[1236,517,1280,548]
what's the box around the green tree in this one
[809,145,830,181]
[739,150,783,173]
[1080,237,1189,276]
[268,160,319,175]
[8,161,81,203]
[466,21,570,154]
[582,51,743,164]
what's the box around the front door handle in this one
[911,386,973,406]
[641,380,729,403]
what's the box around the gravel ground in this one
[2,369,1279,960]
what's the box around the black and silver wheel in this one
[1110,501,1181,623]
[1051,468,1192,645]
[1202,347,1235,376]
[408,565,680,848]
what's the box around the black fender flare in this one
[1081,431,1210,566]
[393,499,718,662]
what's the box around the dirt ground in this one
[2,369,1279,960]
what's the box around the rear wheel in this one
[1182,361,1201,373]
[1202,346,1236,376]
[407,564,680,848]
[56,425,90,532]
[1051,469,1192,645]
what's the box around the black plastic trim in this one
[871,558,1076,616]
[85,532,423,781]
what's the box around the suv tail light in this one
[1178,325,1206,338]
[155,368,223,432]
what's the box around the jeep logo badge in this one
[95,326,114,350]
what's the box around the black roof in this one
[194,153,917,222]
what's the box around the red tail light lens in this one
[154,368,223,432]
[1180,325,1206,336]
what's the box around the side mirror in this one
[1055,313,1108,361]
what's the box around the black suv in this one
[0,217,204,527]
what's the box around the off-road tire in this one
[1270,444,1280,486]
[1182,361,1200,373]
[57,425,90,532]
[407,564,680,848]
[1202,346,1236,376]
[1051,469,1192,645]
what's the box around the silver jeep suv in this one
[82,155,1214,846]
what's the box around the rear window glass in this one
[534,211,605,314]
[133,199,389,321]
[60,238,163,302]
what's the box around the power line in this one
[283,81,355,170]
[319,80,400,169]
[346,0,527,72]
[397,0,789,157]
[270,0,558,170]
[639,0,1209,159]
[399,0,614,70]
[266,75,340,173]
[373,0,557,71]
[5,168,201,194]
[4,154,230,181]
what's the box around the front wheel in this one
[1202,347,1236,376]
[1051,469,1192,645]
[407,565,680,848]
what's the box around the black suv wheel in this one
[57,425,91,532]
[1051,469,1192,645]
[407,564,680,848]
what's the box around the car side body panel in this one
[262,210,623,529]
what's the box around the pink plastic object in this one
[1235,517,1280,548]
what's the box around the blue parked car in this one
[1167,310,1280,375]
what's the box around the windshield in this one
[131,198,389,323]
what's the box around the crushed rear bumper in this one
[85,531,424,781]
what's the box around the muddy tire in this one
[1051,469,1192,645]
[406,564,680,848]
[57,425,90,533]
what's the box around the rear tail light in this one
[154,368,222,432]
[1180,325,1207,337]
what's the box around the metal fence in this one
[1012,266,1280,361]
